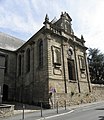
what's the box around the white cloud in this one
[0,0,104,51]
[0,0,42,37]
[68,0,104,52]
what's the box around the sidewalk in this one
[0,100,72,120]
[69,101,104,109]
[0,101,104,120]
[0,106,71,120]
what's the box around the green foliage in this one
[88,48,104,84]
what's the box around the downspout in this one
[84,52,91,92]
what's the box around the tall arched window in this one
[38,40,43,67]
[26,48,30,73]
[18,55,21,76]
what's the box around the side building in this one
[0,32,24,101]
[0,12,91,105]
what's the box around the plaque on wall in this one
[53,68,62,75]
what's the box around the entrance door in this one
[3,84,8,101]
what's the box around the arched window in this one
[18,55,21,76]
[26,48,30,73]
[38,40,43,67]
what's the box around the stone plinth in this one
[0,104,14,117]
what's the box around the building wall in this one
[15,33,49,104]
[47,32,90,95]
[50,84,104,107]
[0,50,17,101]
[0,32,91,105]
[47,34,64,93]
[0,53,5,95]
[0,13,91,106]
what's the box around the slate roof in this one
[0,32,25,51]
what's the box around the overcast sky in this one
[0,0,104,52]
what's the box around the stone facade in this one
[0,49,17,101]
[52,84,104,107]
[0,104,14,117]
[0,12,91,106]
[0,52,5,103]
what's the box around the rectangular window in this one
[78,55,85,73]
[67,59,76,80]
[52,46,61,66]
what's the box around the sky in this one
[0,0,104,52]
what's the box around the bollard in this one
[64,100,66,110]
[41,102,43,117]
[22,104,25,120]
[56,101,58,114]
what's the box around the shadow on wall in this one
[3,101,41,110]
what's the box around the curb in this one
[68,101,104,110]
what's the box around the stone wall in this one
[51,84,104,107]
[92,84,104,101]
[0,54,5,95]
[0,104,14,117]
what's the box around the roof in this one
[0,51,6,57]
[0,32,25,51]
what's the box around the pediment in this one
[61,12,72,22]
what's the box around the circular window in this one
[67,48,73,56]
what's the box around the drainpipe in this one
[84,52,91,92]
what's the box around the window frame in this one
[38,39,43,68]
[26,48,30,73]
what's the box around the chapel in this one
[0,12,91,105]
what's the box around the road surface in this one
[1,101,104,120]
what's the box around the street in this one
[47,102,104,120]
[1,101,104,120]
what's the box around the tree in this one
[88,48,104,84]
